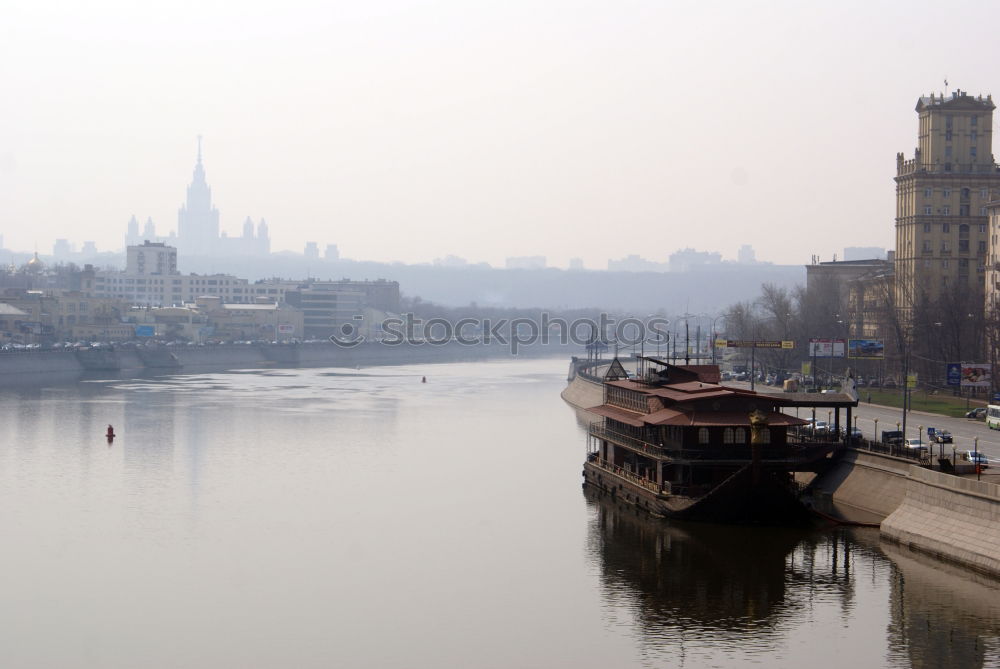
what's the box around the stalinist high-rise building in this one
[124,139,270,256]
[177,139,221,255]
[894,90,1000,316]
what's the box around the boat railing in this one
[590,424,834,462]
[589,424,674,459]
[588,456,669,495]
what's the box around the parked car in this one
[966,407,987,420]
[931,429,952,443]
[963,451,990,468]
[881,430,904,445]
[840,426,863,440]
[811,421,830,435]
[904,438,928,455]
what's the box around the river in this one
[1,358,998,668]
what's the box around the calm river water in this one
[2,357,1000,668]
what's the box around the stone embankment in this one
[0,340,573,384]
[881,468,1000,577]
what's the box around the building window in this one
[925,187,933,197]
[924,205,932,215]
[981,188,989,199]
[922,240,931,252]
[943,259,950,268]
[945,146,953,159]
[943,223,951,232]
[980,224,988,233]
[943,188,951,198]
[960,205,970,216]
[942,242,950,252]
[972,131,978,141]
[946,131,953,141]
[698,428,709,444]
[960,224,969,238]
[959,240,970,253]
[972,115,978,126]
[947,117,954,129]
[971,146,978,158]
[943,275,950,287]
[924,223,931,232]
[979,241,987,253]
[983,208,989,216]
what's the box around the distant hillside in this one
[179,255,805,311]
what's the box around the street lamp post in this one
[874,418,879,445]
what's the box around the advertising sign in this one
[906,373,918,389]
[946,363,962,387]
[724,340,794,349]
[801,361,811,376]
[808,338,846,358]
[278,324,295,334]
[848,339,884,359]
[960,363,992,388]
[134,325,155,337]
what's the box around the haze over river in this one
[2,358,1000,668]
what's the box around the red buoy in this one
[106,425,115,440]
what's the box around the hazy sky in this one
[3,0,1000,268]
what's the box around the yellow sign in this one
[782,340,794,349]
[802,361,811,375]
[715,339,727,348]
[906,373,918,389]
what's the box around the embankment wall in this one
[881,468,1000,577]
[809,450,913,519]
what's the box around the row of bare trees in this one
[720,276,996,393]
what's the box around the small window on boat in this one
[723,428,734,444]
[761,428,771,444]
[735,428,746,443]
[698,428,710,444]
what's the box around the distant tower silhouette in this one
[143,216,156,240]
[257,219,270,254]
[177,136,220,254]
[126,215,140,247]
[243,216,254,239]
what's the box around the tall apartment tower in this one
[895,90,1000,315]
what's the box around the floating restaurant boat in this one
[581,356,857,524]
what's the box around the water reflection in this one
[883,541,1000,669]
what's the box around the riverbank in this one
[0,340,575,385]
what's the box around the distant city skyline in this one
[3,1,999,268]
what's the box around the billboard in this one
[278,324,295,334]
[808,338,846,358]
[848,339,884,359]
[960,363,992,388]
[946,363,962,387]
[135,325,155,337]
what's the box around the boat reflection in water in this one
[585,485,1000,667]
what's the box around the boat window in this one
[735,428,746,443]
[723,428,734,444]
[698,428,709,444]
[760,428,771,444]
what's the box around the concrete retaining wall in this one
[560,372,604,410]
[882,467,1000,577]
[809,450,914,519]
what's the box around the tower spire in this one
[197,134,202,164]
